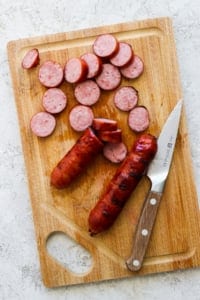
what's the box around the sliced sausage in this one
[110,42,133,67]
[22,48,39,69]
[92,118,118,131]
[42,88,67,114]
[88,134,157,235]
[51,127,103,189]
[69,105,94,132]
[128,106,150,132]
[93,34,119,58]
[81,53,102,78]
[64,58,88,84]
[39,61,64,88]
[30,112,56,137]
[103,142,127,163]
[97,129,122,144]
[95,63,121,91]
[74,80,100,106]
[120,55,144,79]
[114,86,138,112]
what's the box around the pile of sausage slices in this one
[22,33,157,236]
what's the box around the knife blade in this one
[126,99,183,271]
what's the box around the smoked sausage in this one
[51,127,103,189]
[88,133,157,235]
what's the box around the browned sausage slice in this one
[95,63,121,91]
[30,112,56,137]
[128,106,150,132]
[22,48,39,69]
[110,42,133,67]
[51,127,103,189]
[42,88,67,114]
[114,86,138,111]
[120,55,144,79]
[74,80,100,106]
[93,34,119,58]
[39,61,64,88]
[103,142,127,163]
[92,118,118,131]
[69,105,94,132]
[64,58,88,83]
[97,129,122,144]
[81,53,102,78]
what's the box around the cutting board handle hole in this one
[46,231,93,275]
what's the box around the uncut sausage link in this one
[51,128,103,189]
[88,134,157,235]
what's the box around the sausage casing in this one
[88,133,157,235]
[51,127,103,188]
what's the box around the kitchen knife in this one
[126,99,183,271]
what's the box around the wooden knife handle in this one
[126,190,162,271]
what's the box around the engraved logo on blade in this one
[163,135,174,168]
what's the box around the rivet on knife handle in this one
[126,190,162,271]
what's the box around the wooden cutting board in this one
[7,17,200,287]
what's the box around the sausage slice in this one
[114,86,138,111]
[64,58,88,83]
[81,53,102,78]
[95,63,121,91]
[30,112,56,137]
[120,55,144,79]
[128,106,150,132]
[110,42,133,67]
[39,61,64,88]
[69,105,94,132]
[22,48,39,69]
[93,34,119,58]
[74,80,100,106]
[42,88,67,114]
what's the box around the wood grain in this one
[7,17,200,287]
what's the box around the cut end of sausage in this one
[81,53,102,79]
[39,61,64,88]
[95,63,121,91]
[69,105,94,132]
[22,48,40,69]
[93,34,119,58]
[114,86,138,112]
[103,142,128,163]
[42,88,67,114]
[120,55,144,79]
[110,42,134,67]
[128,106,150,132]
[64,58,88,84]
[74,80,100,106]
[30,111,56,137]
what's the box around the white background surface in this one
[1,0,200,299]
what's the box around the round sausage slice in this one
[22,48,39,69]
[39,61,64,88]
[120,55,144,79]
[128,106,150,132]
[74,80,100,106]
[30,112,56,137]
[81,53,102,78]
[64,58,88,84]
[69,105,94,132]
[110,42,133,67]
[95,63,121,91]
[114,86,138,111]
[93,34,119,58]
[42,88,67,114]
[103,142,127,163]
